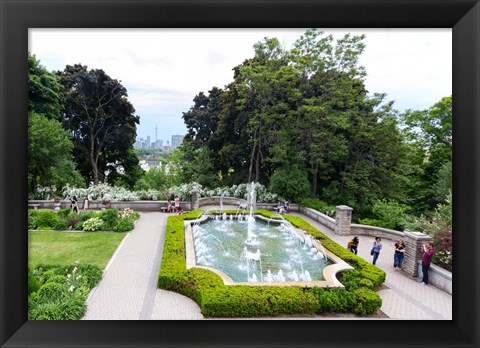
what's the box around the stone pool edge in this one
[184,214,353,288]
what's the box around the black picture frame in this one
[1,0,478,347]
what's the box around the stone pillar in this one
[334,205,353,236]
[191,189,200,210]
[403,231,433,277]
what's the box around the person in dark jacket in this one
[394,239,406,270]
[420,242,436,285]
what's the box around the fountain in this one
[188,182,335,284]
[191,215,332,283]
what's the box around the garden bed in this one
[158,210,385,318]
[28,207,140,232]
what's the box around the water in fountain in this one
[244,182,258,249]
[192,183,332,283]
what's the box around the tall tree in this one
[28,53,64,121]
[58,64,141,185]
[28,112,84,192]
[400,96,452,212]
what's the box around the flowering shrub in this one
[62,183,139,202]
[29,185,57,200]
[65,261,81,292]
[119,208,134,219]
[28,262,103,320]
[82,217,104,232]
[415,192,452,271]
[55,181,279,203]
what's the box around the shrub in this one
[28,263,102,320]
[98,208,119,230]
[352,288,382,315]
[309,287,357,313]
[53,218,69,231]
[64,212,82,230]
[34,281,68,302]
[363,199,410,230]
[28,269,42,294]
[28,210,38,229]
[34,210,60,229]
[57,208,72,219]
[82,217,104,232]
[201,286,318,317]
[28,290,87,320]
[299,198,337,217]
[112,218,134,232]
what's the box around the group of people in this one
[166,196,183,214]
[277,201,289,214]
[346,236,436,285]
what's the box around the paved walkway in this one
[83,209,452,320]
[289,212,452,320]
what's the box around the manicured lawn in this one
[29,231,127,269]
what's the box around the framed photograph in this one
[1,0,478,347]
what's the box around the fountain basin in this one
[185,214,353,288]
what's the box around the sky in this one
[29,28,452,142]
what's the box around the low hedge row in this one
[28,262,103,320]
[28,208,139,232]
[158,210,385,317]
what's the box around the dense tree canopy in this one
[28,54,64,121]
[181,29,413,214]
[57,64,141,187]
[28,54,83,193]
[28,112,84,192]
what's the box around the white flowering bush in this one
[82,217,104,231]
[62,183,139,201]
[56,181,279,203]
[166,182,203,200]
[136,189,161,200]
[30,185,57,200]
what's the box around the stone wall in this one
[298,207,336,231]
[27,200,191,211]
[417,262,452,294]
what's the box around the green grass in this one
[29,232,127,269]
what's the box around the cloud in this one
[29,28,451,140]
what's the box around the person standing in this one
[347,236,359,255]
[167,199,173,213]
[174,196,180,213]
[70,195,79,214]
[394,239,406,270]
[371,237,382,265]
[420,242,436,285]
[83,195,89,211]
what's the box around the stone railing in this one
[294,203,451,294]
[298,207,336,231]
[27,200,192,211]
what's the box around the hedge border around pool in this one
[157,210,385,317]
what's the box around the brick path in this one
[83,212,166,320]
[289,212,452,320]
[83,209,452,320]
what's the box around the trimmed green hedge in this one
[158,210,385,317]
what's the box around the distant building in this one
[171,135,184,149]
